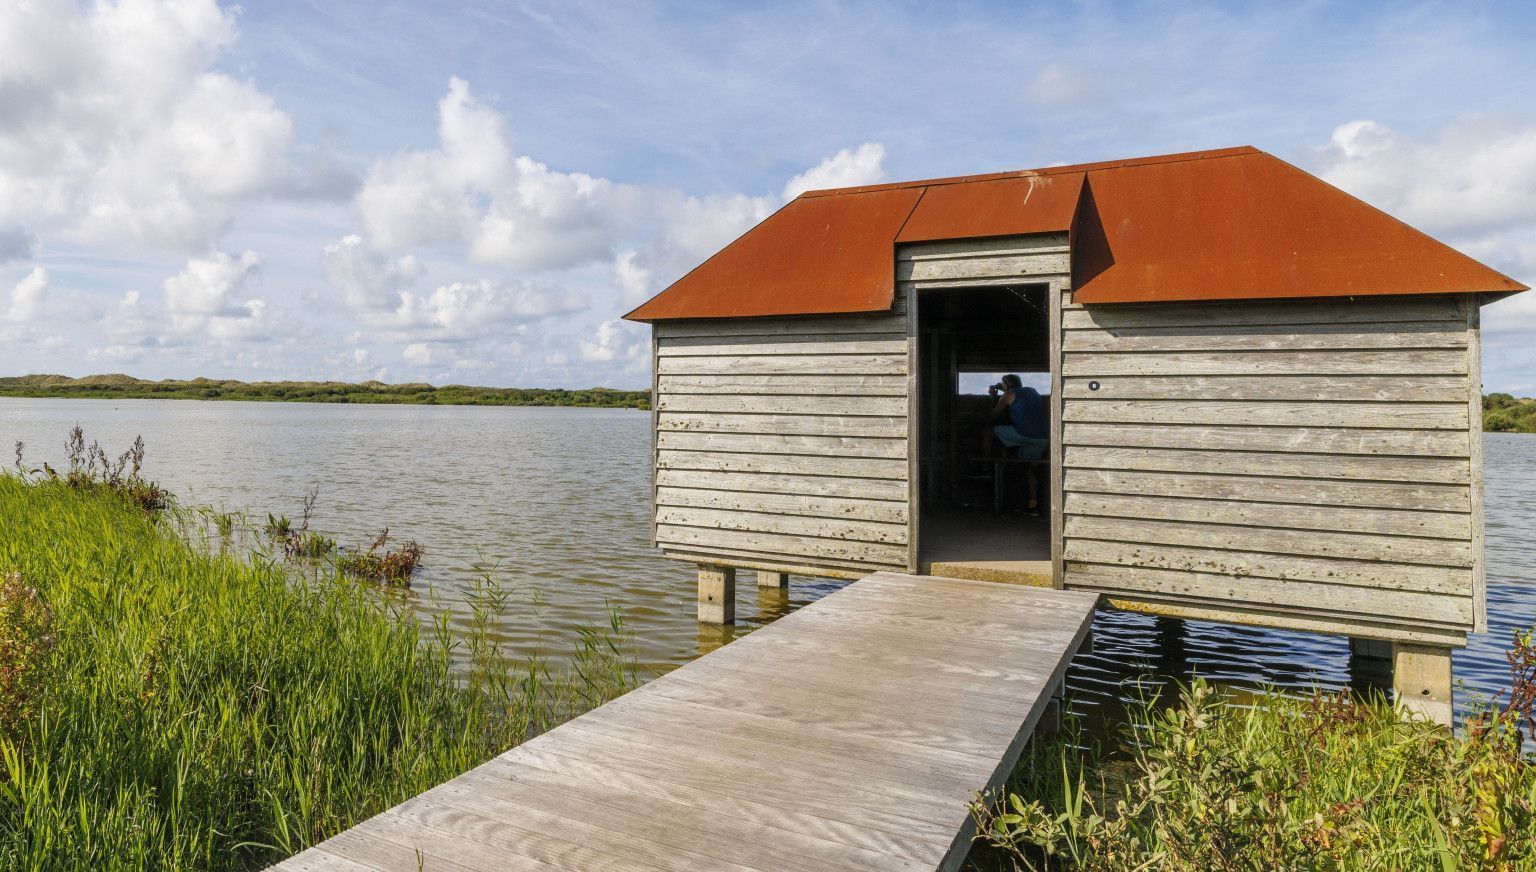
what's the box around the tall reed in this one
[0,475,636,870]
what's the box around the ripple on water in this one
[3,398,1532,729]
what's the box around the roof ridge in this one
[799,145,1260,198]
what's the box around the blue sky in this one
[3,0,1535,390]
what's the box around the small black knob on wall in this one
[1088,381,1101,392]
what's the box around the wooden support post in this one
[1392,642,1453,727]
[1039,678,1065,734]
[756,570,789,589]
[697,565,736,625]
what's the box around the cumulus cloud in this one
[1314,117,1536,390]
[378,278,587,341]
[579,318,648,368]
[402,343,432,365]
[1317,117,1536,240]
[357,77,647,270]
[322,235,424,310]
[357,77,885,301]
[7,267,48,321]
[163,250,262,317]
[782,142,887,199]
[0,0,301,252]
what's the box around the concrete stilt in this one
[1392,642,1453,727]
[756,570,789,589]
[697,565,736,625]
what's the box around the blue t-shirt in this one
[1007,387,1047,440]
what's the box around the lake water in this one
[2,397,1532,727]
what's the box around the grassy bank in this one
[970,651,1536,870]
[0,472,635,870]
[0,373,651,410]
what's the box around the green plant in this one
[13,428,170,513]
[971,644,1536,871]
[335,527,423,586]
[0,572,56,742]
[0,472,636,870]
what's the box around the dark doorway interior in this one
[915,284,1052,581]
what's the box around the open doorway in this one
[915,284,1053,583]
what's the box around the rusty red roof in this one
[624,147,1525,321]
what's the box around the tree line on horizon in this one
[0,374,651,410]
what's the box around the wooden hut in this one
[623,146,1527,722]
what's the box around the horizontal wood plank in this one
[1063,399,1467,430]
[657,394,908,416]
[1064,515,1472,567]
[1062,446,1471,484]
[656,486,909,524]
[1061,374,1468,402]
[659,412,907,438]
[657,337,909,357]
[657,525,910,566]
[1064,492,1469,539]
[655,468,909,502]
[1065,562,1470,626]
[1062,322,1468,353]
[896,252,1070,282]
[1062,423,1470,457]
[658,354,907,376]
[1063,349,1468,377]
[655,314,906,339]
[1061,297,1463,329]
[657,506,908,545]
[657,431,906,459]
[656,450,907,480]
[658,374,909,396]
[1063,468,1471,512]
[1063,538,1471,595]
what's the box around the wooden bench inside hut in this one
[625,145,1529,724]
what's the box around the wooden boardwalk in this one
[270,572,1099,872]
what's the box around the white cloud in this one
[163,250,262,317]
[0,0,298,252]
[1317,117,1536,240]
[383,278,587,341]
[322,234,424,310]
[1312,117,1536,391]
[402,343,432,365]
[782,143,887,199]
[8,267,49,321]
[579,318,647,368]
[357,77,881,294]
[357,77,647,269]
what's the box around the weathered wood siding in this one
[1059,292,1483,643]
[653,300,913,576]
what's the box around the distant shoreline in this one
[0,374,651,410]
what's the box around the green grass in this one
[0,475,636,870]
[969,668,1536,871]
[0,373,651,410]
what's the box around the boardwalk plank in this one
[267,573,1099,872]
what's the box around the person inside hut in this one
[982,374,1048,512]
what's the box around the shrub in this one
[971,631,1536,871]
[0,572,55,741]
[335,527,423,586]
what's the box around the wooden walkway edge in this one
[269,572,1099,872]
